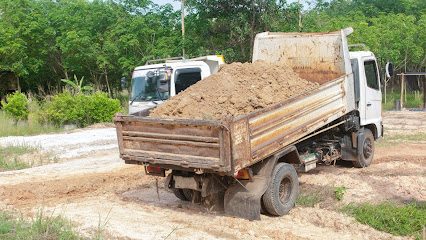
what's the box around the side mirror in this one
[157,72,170,93]
[121,77,127,89]
[158,73,170,84]
[386,62,394,78]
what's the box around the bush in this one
[89,92,123,123]
[1,92,29,122]
[44,91,78,126]
[44,91,122,127]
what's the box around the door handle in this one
[367,103,372,106]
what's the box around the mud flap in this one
[224,153,281,220]
[357,130,366,156]
[224,176,269,220]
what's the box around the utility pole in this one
[298,0,302,32]
[181,0,185,58]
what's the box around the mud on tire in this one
[353,128,374,168]
[262,163,298,216]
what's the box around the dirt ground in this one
[150,61,318,120]
[0,111,425,239]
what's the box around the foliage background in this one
[0,0,424,95]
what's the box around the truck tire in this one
[353,129,374,168]
[183,189,202,203]
[172,188,189,201]
[262,163,298,216]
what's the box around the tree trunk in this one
[104,66,112,98]
[240,42,246,61]
[17,75,20,93]
[57,77,62,93]
[249,0,256,60]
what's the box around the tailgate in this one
[114,115,232,173]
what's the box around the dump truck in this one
[114,28,394,220]
[128,55,224,115]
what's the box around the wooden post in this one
[181,0,185,58]
[424,78,426,110]
[404,77,407,102]
[400,73,404,109]
[384,77,387,104]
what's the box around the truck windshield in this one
[131,69,170,102]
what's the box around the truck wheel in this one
[353,129,374,168]
[172,188,189,201]
[262,163,298,216]
[183,189,202,203]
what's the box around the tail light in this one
[145,166,165,177]
[235,168,252,180]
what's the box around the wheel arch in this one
[363,124,378,139]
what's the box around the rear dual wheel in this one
[172,188,201,203]
[172,188,188,201]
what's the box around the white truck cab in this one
[129,55,225,115]
[350,49,387,140]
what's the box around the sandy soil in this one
[151,61,318,120]
[0,112,424,239]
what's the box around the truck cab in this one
[350,50,384,140]
[129,55,225,115]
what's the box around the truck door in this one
[363,59,382,136]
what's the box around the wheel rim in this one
[278,177,292,204]
[363,138,373,159]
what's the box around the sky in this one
[154,0,309,11]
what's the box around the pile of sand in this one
[150,60,319,120]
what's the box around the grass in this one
[93,209,112,240]
[0,143,38,171]
[297,192,321,207]
[0,208,81,239]
[383,91,424,111]
[343,201,426,240]
[0,111,62,137]
[296,185,334,207]
[377,133,426,147]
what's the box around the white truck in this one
[114,28,394,220]
[128,55,225,115]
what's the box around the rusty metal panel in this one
[113,115,232,173]
[230,117,252,175]
[114,120,124,155]
[233,76,349,167]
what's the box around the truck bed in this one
[114,74,351,175]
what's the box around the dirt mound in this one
[150,61,319,120]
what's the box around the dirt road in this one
[0,112,425,239]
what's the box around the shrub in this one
[44,91,122,127]
[44,91,77,126]
[1,92,29,122]
[89,92,123,124]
